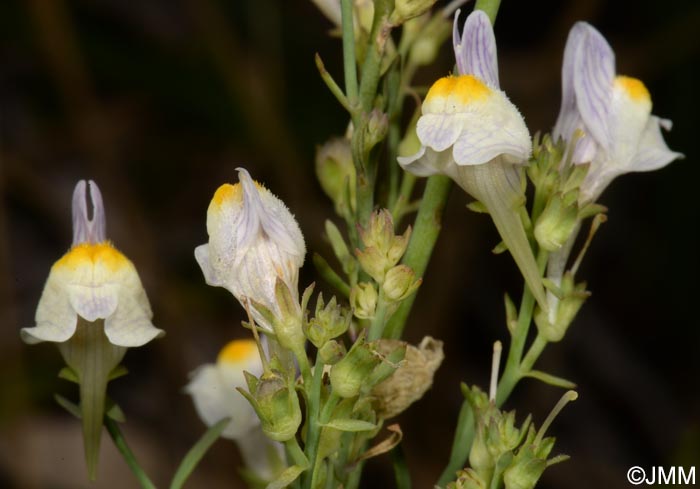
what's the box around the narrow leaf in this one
[265,464,306,489]
[169,418,231,489]
[523,370,577,389]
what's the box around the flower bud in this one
[330,338,380,398]
[364,109,389,153]
[390,0,438,26]
[534,193,579,252]
[502,447,547,489]
[240,371,302,442]
[350,282,378,319]
[304,294,351,348]
[535,273,588,342]
[382,265,421,302]
[315,138,356,218]
[355,210,411,283]
[371,337,443,418]
[318,339,347,365]
[269,278,306,354]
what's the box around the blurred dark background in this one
[1,1,698,488]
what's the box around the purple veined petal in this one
[72,180,107,246]
[236,168,264,250]
[453,9,468,76]
[572,22,615,149]
[397,145,445,177]
[416,113,463,152]
[236,167,305,260]
[455,10,499,87]
[553,23,587,141]
[629,116,684,172]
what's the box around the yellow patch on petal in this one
[615,76,650,103]
[217,339,258,366]
[423,75,491,113]
[212,183,243,206]
[211,181,269,207]
[54,242,130,273]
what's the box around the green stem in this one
[521,334,548,374]
[436,399,475,486]
[391,172,417,226]
[384,175,452,339]
[392,444,412,489]
[105,418,157,489]
[495,249,548,406]
[357,0,393,113]
[340,0,358,103]
[368,291,389,340]
[302,360,326,489]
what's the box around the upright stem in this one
[302,360,326,489]
[340,0,358,103]
[474,0,503,24]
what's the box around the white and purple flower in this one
[553,22,683,203]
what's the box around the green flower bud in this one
[315,137,356,218]
[364,109,389,153]
[535,273,588,342]
[270,278,306,354]
[534,193,579,252]
[304,294,351,348]
[240,370,302,442]
[330,336,382,398]
[356,210,411,283]
[382,265,421,303]
[390,0,437,25]
[350,282,378,319]
[318,339,346,365]
[503,445,547,489]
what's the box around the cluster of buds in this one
[351,209,421,319]
[452,386,578,489]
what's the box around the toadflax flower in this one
[398,9,547,310]
[553,22,683,204]
[195,168,306,333]
[186,339,284,482]
[20,180,163,479]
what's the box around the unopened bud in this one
[315,137,356,218]
[534,193,579,252]
[318,339,346,365]
[330,336,383,398]
[304,294,351,348]
[535,274,588,342]
[382,265,421,302]
[447,468,487,489]
[364,109,389,153]
[350,282,378,319]
[390,0,438,26]
[240,371,301,442]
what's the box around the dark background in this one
[1,1,698,488]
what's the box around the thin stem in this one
[391,172,417,226]
[520,333,548,374]
[384,175,452,339]
[105,418,157,489]
[392,444,412,489]
[357,0,393,113]
[495,249,548,407]
[302,360,325,489]
[315,53,351,112]
[340,0,358,103]
[436,400,475,486]
[368,291,389,340]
